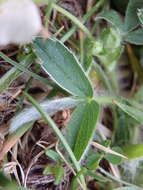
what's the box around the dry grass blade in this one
[91,142,127,159]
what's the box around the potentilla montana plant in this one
[1,0,143,189]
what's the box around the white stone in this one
[0,0,42,46]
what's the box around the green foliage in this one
[83,39,95,70]
[45,149,61,162]
[104,147,124,165]
[86,153,102,170]
[66,100,100,161]
[124,0,143,32]
[0,172,31,190]
[0,55,33,93]
[124,29,143,45]
[122,144,143,160]
[33,38,93,98]
[137,8,143,25]
[44,149,65,184]
[43,164,64,185]
[2,0,143,188]
[96,10,124,32]
[114,113,131,146]
[0,52,54,87]
[93,27,123,72]
[114,100,143,124]
[86,170,110,182]
[97,0,143,45]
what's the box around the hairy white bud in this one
[0,0,42,46]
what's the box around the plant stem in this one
[24,92,87,190]
[45,0,56,29]
[0,51,65,92]
[99,167,142,189]
[61,0,106,42]
[52,4,94,40]
[61,27,76,43]
[80,31,84,65]
[0,55,33,93]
